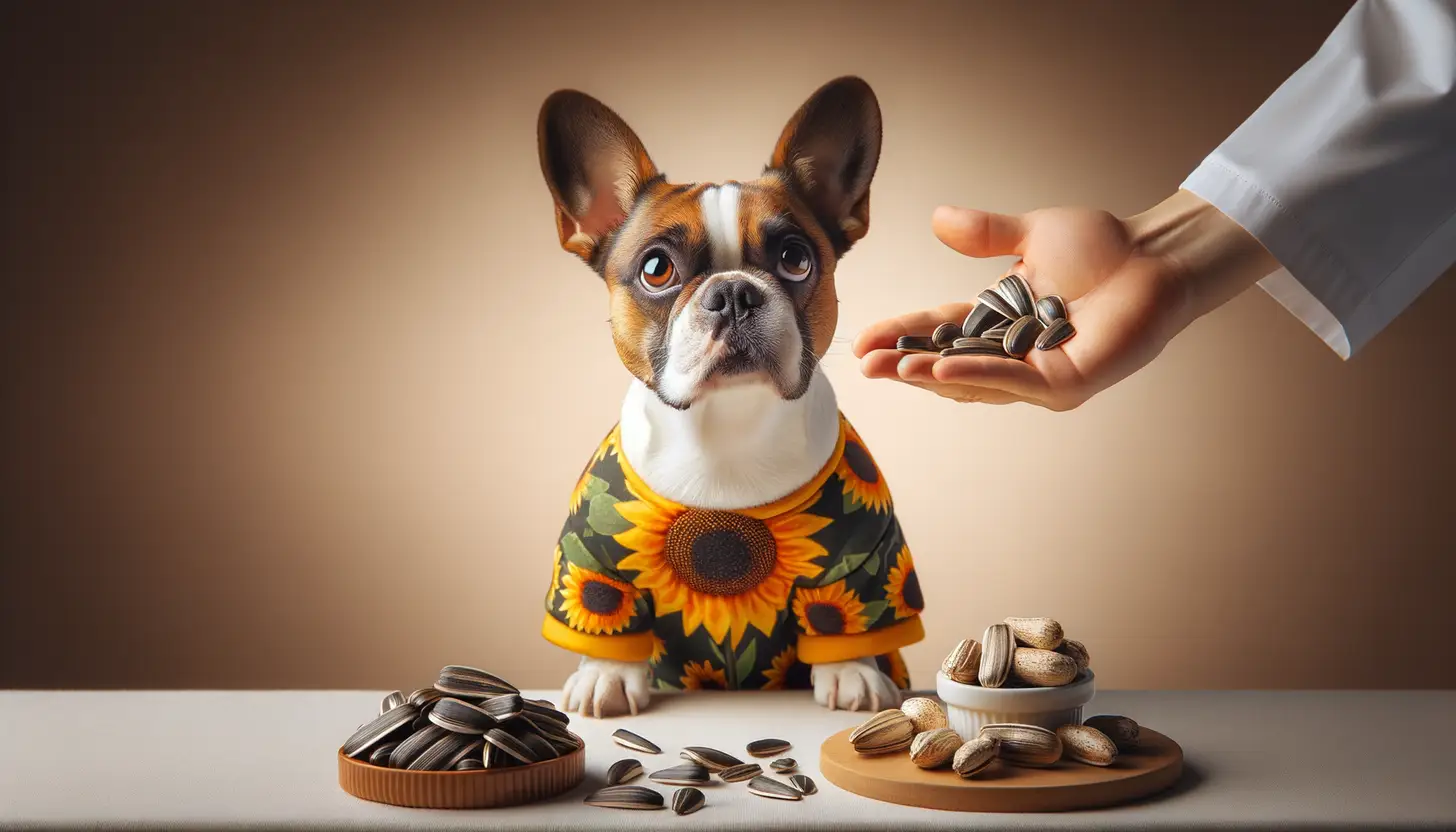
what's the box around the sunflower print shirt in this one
[541,415,923,692]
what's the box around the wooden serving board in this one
[819,726,1183,813]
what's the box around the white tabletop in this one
[1,689,1453,830]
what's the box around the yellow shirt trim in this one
[541,616,654,662]
[797,616,925,665]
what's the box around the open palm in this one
[852,205,1195,411]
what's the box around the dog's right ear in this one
[538,91,660,264]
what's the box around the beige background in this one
[4,0,1452,693]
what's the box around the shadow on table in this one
[1116,759,1206,809]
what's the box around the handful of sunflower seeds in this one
[896,274,1076,359]
[340,665,582,771]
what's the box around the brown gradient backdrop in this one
[4,0,1453,693]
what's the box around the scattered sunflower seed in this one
[718,762,763,783]
[583,785,665,810]
[648,763,710,786]
[607,758,645,785]
[789,774,818,795]
[770,758,797,773]
[341,704,418,759]
[612,729,661,754]
[747,775,803,801]
[671,787,706,816]
[681,746,743,771]
[746,738,791,758]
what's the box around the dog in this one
[536,77,926,718]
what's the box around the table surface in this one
[2,689,1454,831]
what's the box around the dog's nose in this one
[700,278,764,320]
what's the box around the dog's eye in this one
[639,251,676,291]
[777,241,813,281]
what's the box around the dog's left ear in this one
[769,76,882,252]
[538,90,660,263]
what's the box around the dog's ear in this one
[769,76,882,252]
[538,90,659,263]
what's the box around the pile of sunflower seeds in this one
[585,731,816,812]
[896,274,1076,359]
[340,665,582,771]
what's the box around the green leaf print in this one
[583,474,610,500]
[734,640,758,685]
[862,552,881,578]
[818,552,870,586]
[586,492,633,536]
[842,490,861,514]
[559,531,610,575]
[707,638,727,665]
[860,600,889,627]
[654,676,681,691]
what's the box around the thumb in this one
[932,205,1028,259]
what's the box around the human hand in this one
[852,191,1279,410]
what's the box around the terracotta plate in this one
[338,745,586,809]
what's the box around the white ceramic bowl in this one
[935,669,1096,740]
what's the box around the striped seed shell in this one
[770,758,797,773]
[746,738,791,758]
[407,688,443,707]
[428,698,495,734]
[407,731,477,771]
[1057,724,1118,766]
[932,321,962,348]
[1036,295,1067,326]
[909,728,962,769]
[611,729,661,754]
[976,288,1019,321]
[978,724,1063,768]
[434,669,516,698]
[789,774,817,795]
[1012,648,1080,687]
[941,639,982,685]
[681,746,743,771]
[454,757,484,770]
[367,742,399,767]
[980,325,1010,342]
[671,787,706,816]
[896,335,940,353]
[849,709,915,754]
[607,758,644,785]
[952,737,1000,778]
[483,728,537,764]
[900,697,949,733]
[1035,318,1075,350]
[747,775,802,801]
[978,623,1015,688]
[388,725,448,768]
[441,738,485,771]
[1003,315,1045,359]
[997,275,1036,317]
[481,693,523,721]
[718,762,763,783]
[648,763,710,786]
[1057,639,1091,672]
[519,732,560,761]
[1005,617,1065,650]
[583,785,665,810]
[439,665,519,693]
[380,690,406,714]
[1083,715,1141,751]
[941,338,1009,357]
[961,302,1008,337]
[342,703,418,758]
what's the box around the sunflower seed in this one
[408,731,477,771]
[410,712,433,732]
[746,738,791,758]
[1003,315,1045,358]
[380,691,406,714]
[1057,639,1092,672]
[941,338,1010,358]
[952,737,1000,778]
[439,665,519,693]
[941,638,982,685]
[482,693,523,721]
[484,728,537,764]
[718,762,763,783]
[522,699,570,725]
[932,322,962,348]
[649,763,710,786]
[962,303,1008,338]
[407,688,443,708]
[428,697,494,734]
[1057,723,1118,766]
[747,775,803,801]
[607,758,645,785]
[342,703,418,759]
[389,724,448,768]
[612,729,661,754]
[1012,647,1080,687]
[769,758,797,773]
[442,737,485,771]
[979,623,1015,687]
[1036,295,1067,325]
[980,325,1010,342]
[896,335,940,354]
[1036,318,1075,350]
[367,742,399,767]
[976,288,1019,321]
[900,697,949,733]
[454,757,484,771]
[910,728,962,769]
[1083,715,1140,751]
[1005,616,1065,650]
[483,743,506,769]
[583,785,665,810]
[997,275,1036,317]
[850,709,915,755]
[789,774,818,795]
[681,746,743,771]
[978,724,1063,768]
[520,731,560,761]
[671,787,706,815]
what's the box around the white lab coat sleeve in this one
[1179,0,1456,359]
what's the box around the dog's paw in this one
[810,658,903,712]
[561,657,651,718]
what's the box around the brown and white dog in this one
[538,77,904,717]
